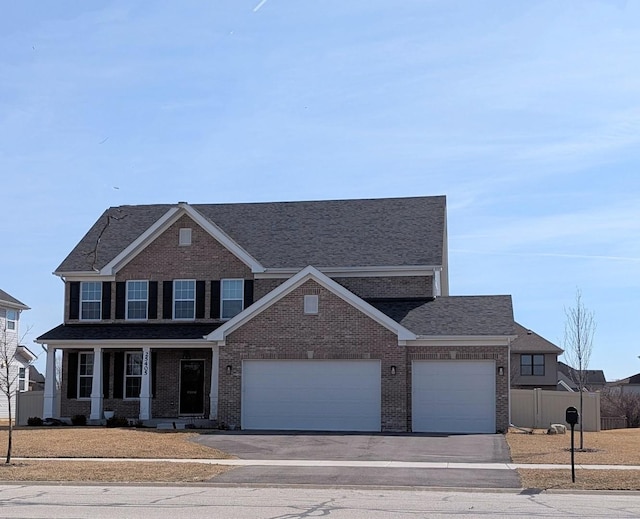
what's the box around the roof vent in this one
[527,330,532,335]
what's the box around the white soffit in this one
[207,265,417,343]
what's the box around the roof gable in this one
[0,289,29,310]
[510,323,564,354]
[55,196,447,273]
[207,266,416,343]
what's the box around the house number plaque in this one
[143,351,149,376]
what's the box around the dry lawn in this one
[507,428,640,490]
[0,427,234,483]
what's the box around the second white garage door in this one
[412,360,496,434]
[242,360,381,431]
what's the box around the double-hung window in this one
[5,309,17,331]
[221,279,244,319]
[126,281,148,320]
[520,354,545,376]
[80,282,102,320]
[78,352,94,398]
[125,352,143,398]
[18,367,26,391]
[173,280,195,320]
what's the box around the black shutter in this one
[115,282,126,319]
[151,352,158,398]
[102,352,110,398]
[148,281,158,319]
[113,352,124,399]
[243,279,254,308]
[211,280,220,319]
[196,281,205,319]
[163,281,173,319]
[69,282,80,320]
[101,282,112,320]
[67,352,78,399]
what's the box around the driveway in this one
[193,432,520,488]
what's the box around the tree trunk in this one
[5,388,12,464]
[579,388,584,450]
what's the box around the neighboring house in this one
[28,362,46,391]
[557,361,607,392]
[510,323,563,390]
[0,288,31,421]
[606,373,640,396]
[36,196,516,434]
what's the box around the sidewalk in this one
[13,457,640,471]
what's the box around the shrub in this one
[27,416,43,426]
[106,416,130,428]
[71,414,87,426]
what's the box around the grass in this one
[507,428,640,490]
[0,427,233,483]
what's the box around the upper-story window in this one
[81,282,102,320]
[174,280,195,320]
[221,279,244,319]
[78,352,94,398]
[125,352,143,398]
[5,309,17,330]
[126,281,148,320]
[520,354,545,376]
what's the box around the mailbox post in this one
[566,406,579,483]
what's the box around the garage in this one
[412,360,496,434]
[241,359,381,431]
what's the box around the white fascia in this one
[98,204,264,276]
[402,335,518,347]
[207,265,417,345]
[255,265,440,279]
[0,300,30,311]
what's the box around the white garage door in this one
[242,360,381,431]
[412,360,496,434]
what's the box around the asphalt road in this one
[1,484,639,518]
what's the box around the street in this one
[0,484,638,518]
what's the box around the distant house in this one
[510,323,563,390]
[0,288,31,421]
[608,373,640,396]
[557,361,606,392]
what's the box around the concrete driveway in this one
[193,432,520,489]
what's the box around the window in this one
[304,294,319,314]
[6,309,17,331]
[520,354,545,376]
[125,352,143,398]
[126,281,148,320]
[179,228,192,246]
[18,367,26,391]
[80,282,102,320]
[78,352,94,398]
[221,279,244,319]
[173,280,195,319]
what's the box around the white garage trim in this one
[412,360,496,434]
[242,359,381,431]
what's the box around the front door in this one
[179,360,205,415]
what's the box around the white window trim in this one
[221,279,244,320]
[124,351,143,399]
[18,366,27,392]
[5,309,17,331]
[126,280,149,321]
[78,351,94,399]
[173,279,196,320]
[80,281,102,321]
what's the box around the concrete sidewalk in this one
[13,457,640,471]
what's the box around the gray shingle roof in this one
[371,295,515,336]
[55,196,447,272]
[558,361,606,385]
[0,288,29,309]
[510,323,563,353]
[36,323,220,342]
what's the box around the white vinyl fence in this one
[16,391,60,426]
[511,388,601,432]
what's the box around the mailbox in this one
[566,406,579,426]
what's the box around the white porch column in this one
[43,346,57,418]
[89,347,103,421]
[139,347,152,420]
[209,345,219,420]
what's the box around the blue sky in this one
[2,1,639,380]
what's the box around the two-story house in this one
[510,323,563,390]
[37,196,516,433]
[0,288,31,422]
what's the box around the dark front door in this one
[179,360,205,415]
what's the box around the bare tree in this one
[0,324,32,464]
[562,289,596,449]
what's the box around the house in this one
[557,361,607,392]
[36,196,516,433]
[608,373,640,396]
[0,288,31,421]
[510,323,563,390]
